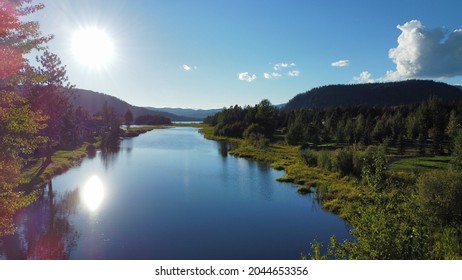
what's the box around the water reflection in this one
[80,175,105,212]
[100,146,120,170]
[0,181,80,259]
[217,141,237,158]
[1,127,352,259]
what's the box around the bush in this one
[243,123,269,148]
[243,123,265,139]
[317,150,332,171]
[352,145,385,177]
[331,148,354,176]
[300,149,318,167]
[416,170,462,226]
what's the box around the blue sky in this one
[32,0,462,109]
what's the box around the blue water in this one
[0,127,351,259]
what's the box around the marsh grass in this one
[199,124,359,217]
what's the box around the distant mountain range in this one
[65,81,462,122]
[285,80,462,110]
[70,89,203,121]
[146,107,222,120]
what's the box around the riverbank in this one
[198,125,359,218]
[21,126,158,191]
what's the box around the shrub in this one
[331,148,354,176]
[416,170,462,226]
[300,149,318,167]
[317,150,332,171]
[243,123,269,148]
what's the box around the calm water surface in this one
[0,127,351,259]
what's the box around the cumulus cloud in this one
[238,72,257,82]
[274,62,296,71]
[263,72,282,79]
[387,20,462,79]
[331,60,350,67]
[353,71,374,83]
[287,70,300,77]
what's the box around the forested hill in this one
[285,80,462,110]
[70,89,198,121]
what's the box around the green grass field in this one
[389,156,451,172]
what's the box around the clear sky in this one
[31,0,462,109]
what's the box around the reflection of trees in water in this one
[100,146,120,170]
[217,142,228,158]
[218,141,237,158]
[122,138,133,155]
[0,181,80,259]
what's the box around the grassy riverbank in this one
[199,123,462,259]
[198,124,456,219]
[21,126,158,191]
[199,125,359,217]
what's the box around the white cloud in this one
[387,20,462,80]
[353,71,374,83]
[331,60,350,67]
[263,72,282,79]
[287,70,300,77]
[274,62,296,71]
[182,64,198,71]
[238,72,257,82]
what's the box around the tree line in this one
[206,97,462,155]
[205,98,462,259]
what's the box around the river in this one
[0,126,351,259]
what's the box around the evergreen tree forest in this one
[205,97,462,259]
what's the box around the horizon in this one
[30,0,462,109]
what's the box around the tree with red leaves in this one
[0,0,62,235]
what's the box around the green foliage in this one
[213,100,279,139]
[300,149,317,167]
[285,80,462,110]
[0,0,56,235]
[243,123,269,148]
[360,148,387,192]
[389,156,450,172]
[331,148,354,176]
[317,150,332,171]
[416,170,462,226]
[285,120,304,145]
[451,130,462,170]
[134,114,171,125]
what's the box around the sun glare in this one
[80,175,105,211]
[71,27,114,68]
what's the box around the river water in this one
[0,127,351,259]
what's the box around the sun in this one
[71,27,114,68]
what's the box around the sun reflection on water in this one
[80,175,105,211]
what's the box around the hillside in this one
[146,107,222,119]
[70,89,199,121]
[285,80,462,110]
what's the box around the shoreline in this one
[20,126,159,192]
[197,124,358,219]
